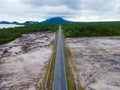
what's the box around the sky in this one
[0,0,120,22]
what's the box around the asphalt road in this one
[52,26,68,90]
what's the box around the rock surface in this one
[67,37,120,90]
[0,32,55,90]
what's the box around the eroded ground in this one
[0,32,55,90]
[67,37,120,90]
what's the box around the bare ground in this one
[66,37,120,90]
[0,32,55,90]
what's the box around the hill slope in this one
[41,17,72,24]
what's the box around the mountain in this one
[41,17,72,24]
[0,17,72,25]
[24,21,39,25]
[23,17,72,24]
[12,21,19,24]
[0,21,20,24]
[0,21,11,24]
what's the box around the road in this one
[52,26,68,90]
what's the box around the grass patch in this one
[66,46,85,90]
[63,31,75,90]
[65,56,75,90]
[45,32,57,90]
[63,30,85,90]
[46,47,56,90]
[38,32,57,90]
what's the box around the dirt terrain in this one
[67,37,120,90]
[0,32,55,90]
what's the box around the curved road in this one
[52,26,68,90]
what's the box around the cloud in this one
[0,0,120,22]
[20,0,80,9]
[80,0,120,12]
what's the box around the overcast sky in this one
[0,0,120,22]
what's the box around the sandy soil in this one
[66,37,120,90]
[0,32,55,90]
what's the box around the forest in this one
[0,24,58,45]
[0,22,120,45]
[62,22,120,37]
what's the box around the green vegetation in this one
[46,46,56,90]
[63,34,75,90]
[65,52,75,90]
[62,22,120,37]
[38,33,57,90]
[1,22,120,45]
[45,33,57,90]
[65,44,85,90]
[0,24,58,45]
[1,22,120,89]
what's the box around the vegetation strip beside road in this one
[64,32,85,90]
[42,32,57,90]
[65,45,85,90]
[43,29,78,90]
[64,46,75,90]
[63,32,75,90]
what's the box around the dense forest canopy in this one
[0,22,120,45]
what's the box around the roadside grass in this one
[38,58,52,90]
[46,46,56,90]
[38,32,57,90]
[65,45,85,90]
[46,32,58,90]
[64,45,75,90]
[63,30,85,90]
[63,31,75,90]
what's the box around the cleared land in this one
[67,37,120,90]
[0,32,55,90]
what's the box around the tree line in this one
[0,22,120,45]
[0,24,58,45]
[62,22,120,37]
